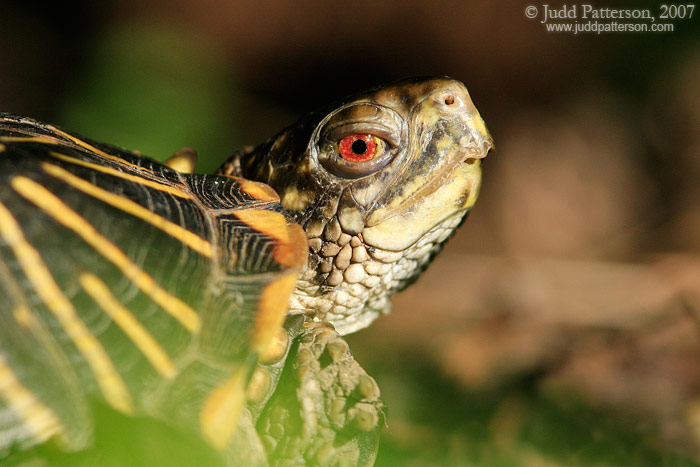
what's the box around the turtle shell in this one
[0,114,307,455]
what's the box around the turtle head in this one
[218,77,492,334]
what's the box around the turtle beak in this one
[360,81,492,252]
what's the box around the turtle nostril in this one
[444,96,455,106]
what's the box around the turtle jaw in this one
[360,158,483,253]
[360,82,492,253]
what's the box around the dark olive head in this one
[218,77,492,334]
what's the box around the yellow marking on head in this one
[338,207,364,235]
[41,162,212,258]
[46,125,154,173]
[49,152,191,199]
[471,112,489,140]
[233,210,307,267]
[0,355,64,443]
[0,143,5,152]
[251,271,299,355]
[351,181,381,207]
[363,162,481,251]
[435,133,454,152]
[79,273,177,379]
[0,200,133,413]
[280,186,313,211]
[10,176,201,334]
[200,367,247,450]
[164,147,198,173]
[461,164,482,210]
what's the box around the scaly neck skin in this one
[217,77,492,335]
[289,208,472,335]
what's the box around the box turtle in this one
[0,77,492,465]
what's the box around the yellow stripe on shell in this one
[0,354,64,444]
[10,176,202,334]
[41,162,213,259]
[0,133,155,174]
[12,304,34,329]
[233,210,307,268]
[0,199,133,413]
[48,151,192,199]
[234,176,280,203]
[234,209,289,242]
[0,135,64,145]
[79,273,177,379]
[199,366,248,450]
[250,271,299,355]
[46,125,155,173]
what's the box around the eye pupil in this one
[351,139,367,154]
[338,134,379,163]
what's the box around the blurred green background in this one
[2,0,700,465]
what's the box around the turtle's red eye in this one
[337,134,378,162]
